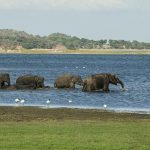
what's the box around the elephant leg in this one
[7,81,10,86]
[86,84,93,92]
[30,84,37,89]
[0,82,2,88]
[70,82,75,88]
[54,82,57,88]
[103,84,110,92]
[30,82,36,89]
[1,82,5,87]
[16,84,34,90]
[82,83,87,92]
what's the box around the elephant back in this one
[54,74,75,88]
[16,74,45,89]
[0,73,10,81]
[16,75,35,85]
[55,75,72,85]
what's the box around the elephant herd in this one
[0,73,125,92]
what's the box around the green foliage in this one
[0,29,150,50]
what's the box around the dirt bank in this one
[0,106,150,122]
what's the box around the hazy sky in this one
[0,0,150,41]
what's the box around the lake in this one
[0,54,150,113]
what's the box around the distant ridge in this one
[0,29,150,50]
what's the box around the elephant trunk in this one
[82,82,87,92]
[7,79,10,86]
[41,82,44,87]
[118,80,124,88]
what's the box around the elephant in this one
[0,73,10,88]
[54,74,83,89]
[82,73,124,92]
[16,74,45,89]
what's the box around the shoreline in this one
[0,106,150,122]
[1,104,150,115]
[1,49,150,55]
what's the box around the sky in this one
[0,0,150,42]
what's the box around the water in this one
[0,54,150,113]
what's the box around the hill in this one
[0,29,150,50]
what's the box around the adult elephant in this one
[0,73,10,88]
[54,74,83,89]
[16,74,44,89]
[82,73,124,92]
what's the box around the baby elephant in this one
[16,74,45,89]
[54,74,83,89]
[0,73,10,88]
[82,73,124,92]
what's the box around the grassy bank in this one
[1,120,150,150]
[0,107,150,150]
[1,49,150,54]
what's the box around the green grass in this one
[0,120,150,150]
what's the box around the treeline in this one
[0,29,150,50]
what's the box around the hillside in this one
[0,29,150,50]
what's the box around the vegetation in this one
[1,120,150,150]
[1,29,150,50]
[0,107,150,150]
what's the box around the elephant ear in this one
[34,76,39,82]
[34,76,41,84]
[35,76,44,83]
[108,74,117,84]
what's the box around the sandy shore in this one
[1,49,150,54]
[0,106,150,122]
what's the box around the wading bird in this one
[20,99,25,106]
[15,98,20,103]
[46,99,51,107]
[103,104,107,109]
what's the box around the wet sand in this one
[0,106,150,122]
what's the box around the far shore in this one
[1,49,150,55]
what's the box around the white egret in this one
[46,99,51,108]
[20,99,25,106]
[15,98,20,103]
[46,99,50,104]
[103,104,107,109]
[15,98,20,107]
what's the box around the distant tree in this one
[0,29,150,50]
